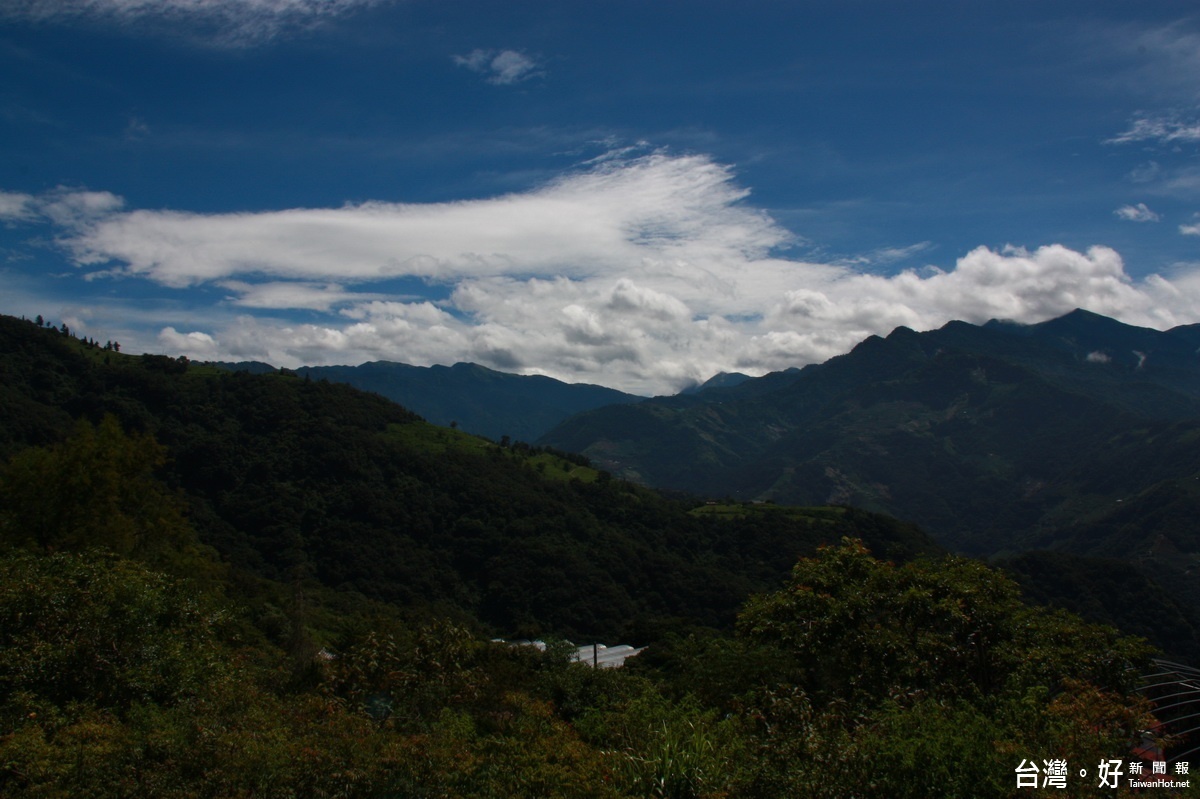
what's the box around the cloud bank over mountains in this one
[9,153,1200,395]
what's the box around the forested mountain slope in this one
[541,309,1200,556]
[212,358,642,443]
[0,313,934,641]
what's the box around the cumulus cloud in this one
[12,152,1200,395]
[1,0,385,44]
[454,49,541,85]
[1114,203,1160,222]
[158,327,219,359]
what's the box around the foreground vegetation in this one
[0,417,1181,797]
[0,527,1170,795]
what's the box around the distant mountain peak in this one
[1034,308,1154,336]
[295,359,642,442]
[681,371,754,394]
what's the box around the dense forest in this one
[0,314,1194,796]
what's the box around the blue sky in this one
[2,0,1200,394]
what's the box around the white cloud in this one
[0,191,37,223]
[158,327,219,359]
[0,186,123,226]
[219,280,387,310]
[454,48,541,85]
[1181,214,1200,236]
[1114,203,1160,222]
[39,189,125,226]
[12,152,1200,394]
[1109,113,1200,146]
[835,241,934,270]
[57,154,787,296]
[1128,162,1161,184]
[2,0,385,44]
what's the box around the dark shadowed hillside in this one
[541,309,1200,552]
[213,359,643,443]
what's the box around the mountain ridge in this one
[209,358,644,442]
[539,309,1200,561]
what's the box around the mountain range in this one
[540,310,1200,539]
[211,359,641,442]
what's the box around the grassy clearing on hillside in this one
[385,421,602,483]
[526,452,599,483]
[689,503,846,524]
[385,420,494,454]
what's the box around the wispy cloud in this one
[1128,162,1161,184]
[0,191,38,224]
[1108,113,1200,146]
[10,153,1200,394]
[0,186,123,225]
[1,0,387,45]
[1114,203,1160,222]
[837,241,934,269]
[453,49,541,85]
[1121,22,1200,101]
[57,153,784,292]
[1181,214,1200,236]
[218,280,389,311]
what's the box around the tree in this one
[730,539,1162,798]
[0,549,223,717]
[0,416,216,579]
